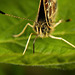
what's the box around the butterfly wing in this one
[43,0,57,24]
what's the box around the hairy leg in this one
[13,23,33,37]
[23,33,33,55]
[49,35,75,48]
[33,35,38,53]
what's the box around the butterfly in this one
[0,0,75,55]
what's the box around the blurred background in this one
[0,63,75,75]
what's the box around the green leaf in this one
[0,0,75,70]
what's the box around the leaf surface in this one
[0,0,75,70]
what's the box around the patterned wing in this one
[43,0,57,24]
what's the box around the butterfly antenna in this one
[65,19,72,22]
[0,10,35,22]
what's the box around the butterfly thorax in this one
[33,21,53,37]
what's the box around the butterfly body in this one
[33,0,57,37]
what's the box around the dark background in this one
[0,63,75,75]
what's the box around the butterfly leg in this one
[33,35,38,53]
[49,35,75,48]
[23,33,34,55]
[13,23,33,37]
[54,19,71,28]
[53,20,63,28]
